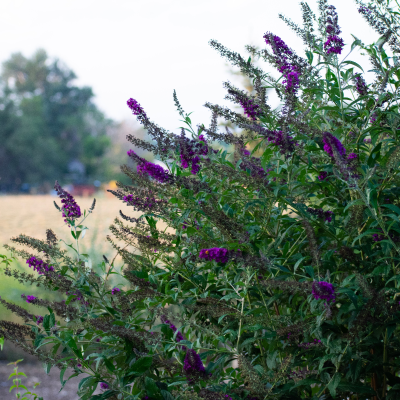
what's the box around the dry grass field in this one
[0,193,132,253]
[0,193,143,325]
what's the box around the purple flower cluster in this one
[266,130,297,154]
[183,349,208,383]
[111,287,120,295]
[264,33,301,94]
[137,161,170,183]
[238,97,261,120]
[179,134,209,175]
[323,132,346,158]
[160,315,185,348]
[312,281,336,303]
[199,248,229,263]
[127,98,148,123]
[54,181,82,222]
[353,73,368,96]
[298,338,322,349]
[123,193,167,211]
[26,256,54,275]
[24,295,37,304]
[127,150,171,183]
[324,6,344,55]
[318,171,328,181]
[100,382,109,390]
[307,207,334,222]
[35,315,44,325]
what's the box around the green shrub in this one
[2,0,400,399]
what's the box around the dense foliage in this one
[0,49,112,191]
[2,0,400,399]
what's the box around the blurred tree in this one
[0,49,112,191]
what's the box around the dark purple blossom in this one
[35,315,43,325]
[183,349,208,383]
[307,207,334,222]
[323,132,346,158]
[123,193,167,211]
[353,73,368,96]
[137,161,170,183]
[100,382,109,390]
[264,33,301,94]
[239,97,261,120]
[127,98,148,122]
[54,181,81,223]
[24,295,37,304]
[324,6,344,55]
[318,171,328,181]
[111,287,120,295]
[312,281,336,303]
[364,138,371,144]
[199,248,229,263]
[347,153,358,160]
[178,132,209,175]
[127,149,171,183]
[160,315,186,349]
[26,256,54,275]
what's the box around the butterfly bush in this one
[2,0,400,399]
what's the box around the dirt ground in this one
[0,360,101,399]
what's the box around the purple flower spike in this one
[100,382,109,390]
[54,181,82,223]
[35,315,44,325]
[183,349,208,383]
[353,73,368,96]
[127,98,148,124]
[318,171,328,181]
[199,248,229,263]
[323,132,346,158]
[312,281,336,303]
[136,161,171,183]
[26,256,54,275]
[324,6,344,55]
[111,287,120,295]
[25,295,37,304]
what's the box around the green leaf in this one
[129,356,153,374]
[341,60,364,72]
[161,390,175,400]
[328,373,341,397]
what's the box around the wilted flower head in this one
[312,281,336,302]
[199,248,229,263]
[54,181,82,222]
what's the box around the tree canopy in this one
[0,49,112,191]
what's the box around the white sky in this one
[1,0,378,132]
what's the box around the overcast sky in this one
[1,0,378,132]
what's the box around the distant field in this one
[0,193,142,322]
[0,193,132,252]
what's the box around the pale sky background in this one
[0,0,378,132]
